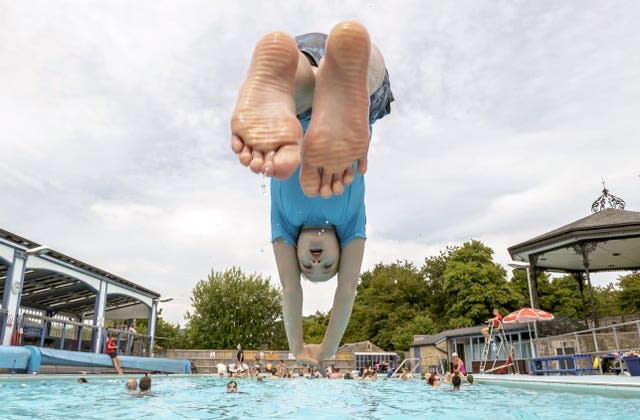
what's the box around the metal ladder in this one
[390,357,421,378]
[479,322,510,373]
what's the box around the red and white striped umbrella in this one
[503,307,555,324]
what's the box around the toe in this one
[270,145,301,179]
[319,171,333,198]
[342,166,355,186]
[300,163,321,197]
[231,135,244,154]
[357,156,368,175]
[249,150,265,174]
[332,174,344,196]
[239,145,253,166]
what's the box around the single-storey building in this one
[408,323,532,374]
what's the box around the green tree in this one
[537,275,588,319]
[391,314,436,351]
[183,267,287,349]
[303,311,329,344]
[442,240,516,328]
[617,273,640,313]
[420,246,458,329]
[507,269,532,309]
[594,283,623,318]
[154,315,185,350]
[344,261,432,352]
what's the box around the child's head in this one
[126,378,137,390]
[452,373,461,390]
[139,373,152,392]
[296,226,340,282]
[226,380,238,393]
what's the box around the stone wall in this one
[164,348,356,373]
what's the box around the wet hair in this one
[427,372,438,386]
[452,374,462,388]
[466,374,474,385]
[139,373,152,392]
[226,380,238,392]
[77,377,88,384]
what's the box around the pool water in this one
[1,375,639,419]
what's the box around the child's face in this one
[296,227,340,282]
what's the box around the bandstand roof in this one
[508,208,640,272]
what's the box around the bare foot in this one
[231,32,303,179]
[300,21,371,198]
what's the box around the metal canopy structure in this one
[508,185,640,327]
[0,227,161,352]
[0,228,160,318]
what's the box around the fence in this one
[14,313,151,356]
[532,319,640,374]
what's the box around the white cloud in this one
[2,1,639,324]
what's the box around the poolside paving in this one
[475,373,640,396]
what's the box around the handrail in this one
[391,357,420,378]
[13,312,152,356]
[543,319,640,340]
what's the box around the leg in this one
[481,327,491,341]
[115,356,123,374]
[231,33,313,179]
[300,21,384,198]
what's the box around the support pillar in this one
[92,280,108,353]
[574,243,598,328]
[148,300,157,356]
[1,249,27,345]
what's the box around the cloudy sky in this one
[2,1,638,324]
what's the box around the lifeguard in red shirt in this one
[481,308,503,342]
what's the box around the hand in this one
[295,343,330,367]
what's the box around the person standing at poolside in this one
[126,319,137,355]
[105,332,123,375]
[236,344,244,365]
[451,352,466,377]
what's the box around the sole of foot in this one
[231,32,303,179]
[299,21,371,198]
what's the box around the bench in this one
[532,354,595,375]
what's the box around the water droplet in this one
[260,175,268,196]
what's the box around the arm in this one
[272,240,304,356]
[316,238,365,360]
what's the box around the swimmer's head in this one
[126,378,137,390]
[296,226,340,282]
[139,373,152,392]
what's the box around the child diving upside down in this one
[230,21,393,366]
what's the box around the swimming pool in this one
[1,375,639,419]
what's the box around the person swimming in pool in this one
[230,20,393,367]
